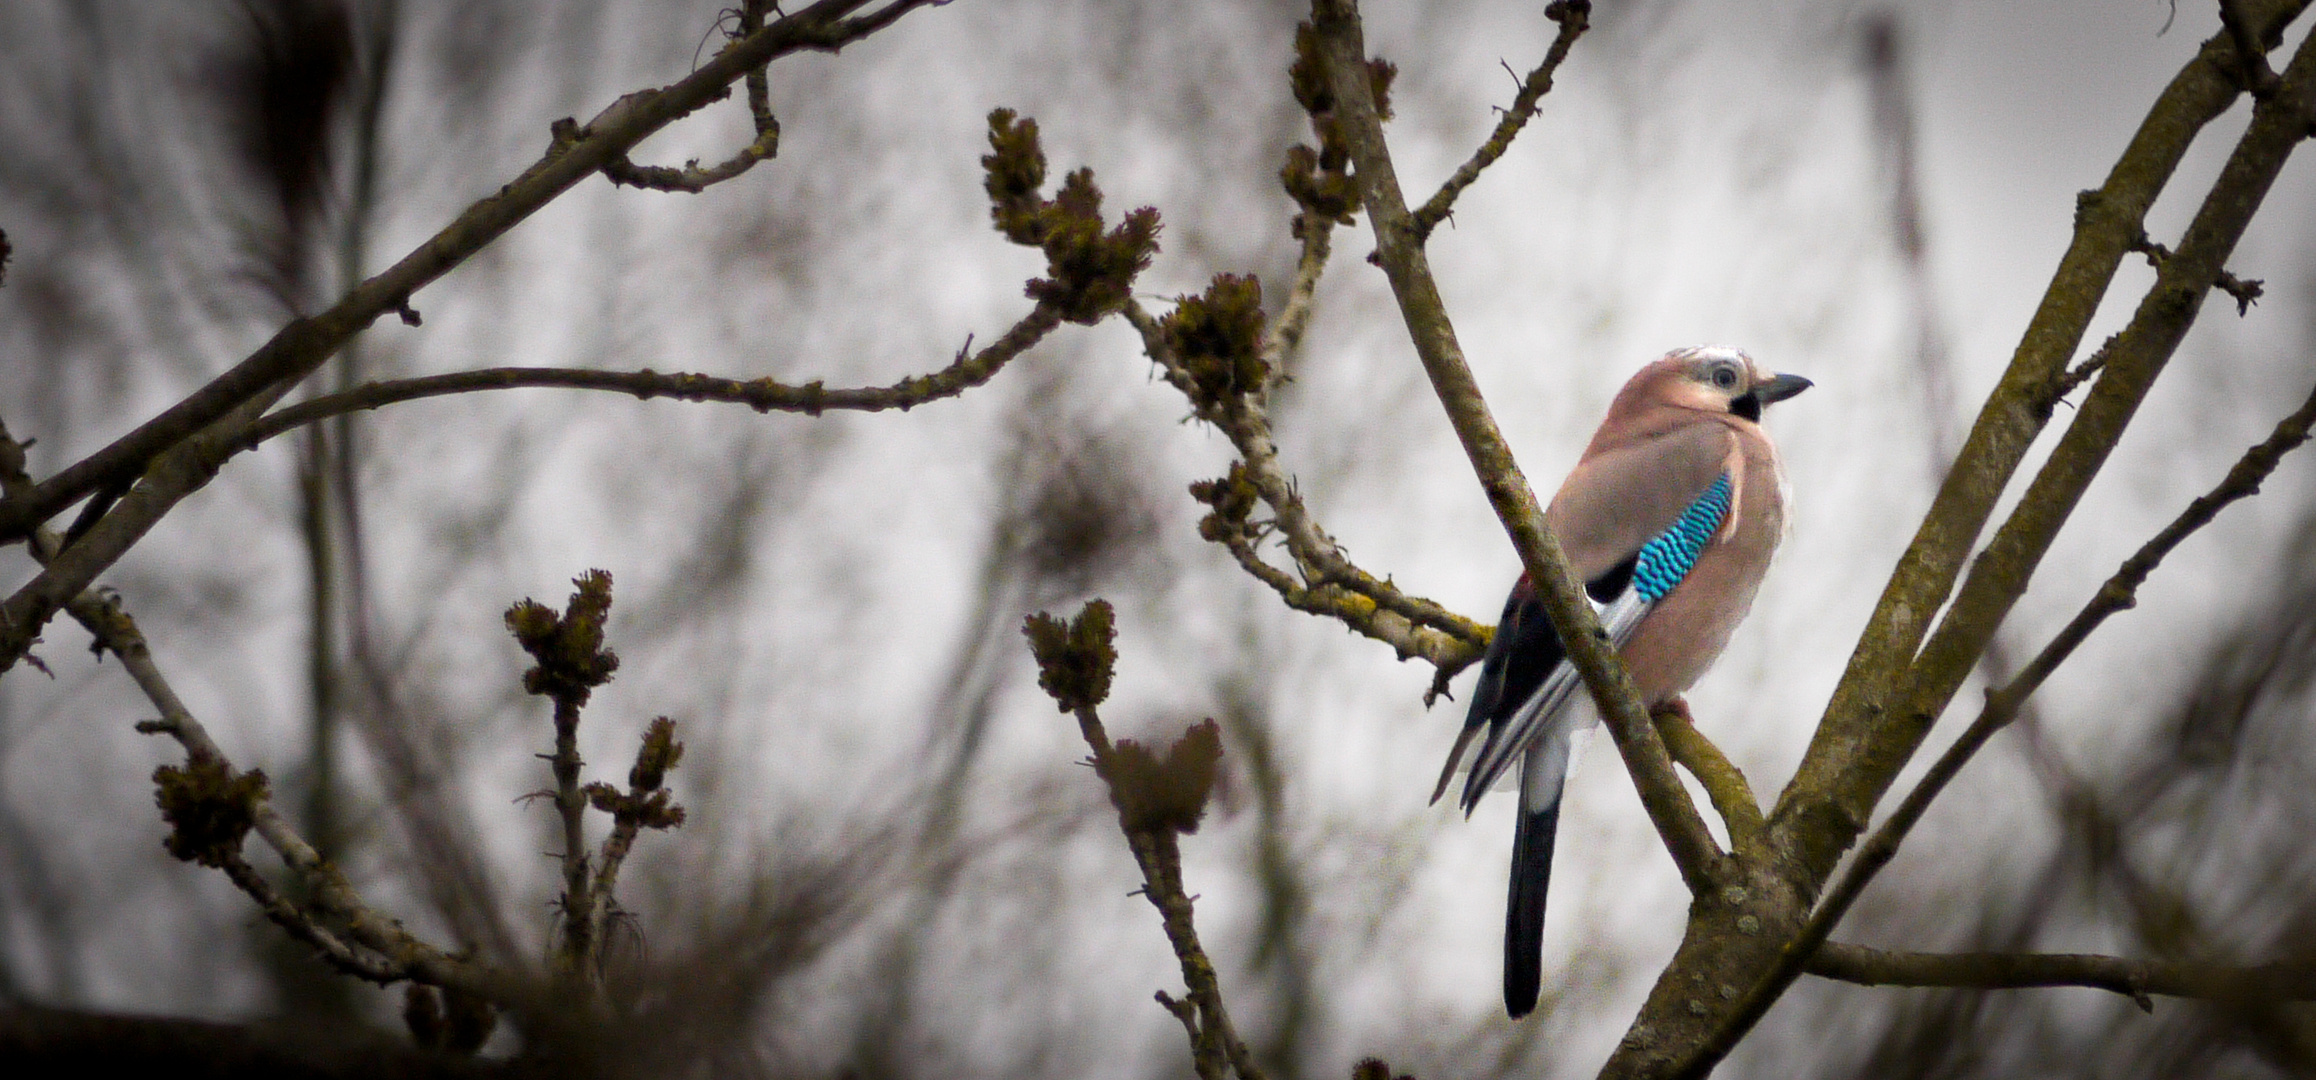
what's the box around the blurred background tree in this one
[2,1,2314,1078]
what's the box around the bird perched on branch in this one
[1434,346,1809,1018]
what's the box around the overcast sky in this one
[3,3,2312,1077]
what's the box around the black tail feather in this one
[1503,799,1562,1018]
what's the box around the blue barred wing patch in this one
[1632,473,1733,602]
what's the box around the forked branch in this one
[1308,0,1722,892]
[1724,373,2316,1044]
[1411,0,1591,241]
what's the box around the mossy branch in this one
[1811,5,2316,871]
[1773,0,2316,879]
[1697,372,2316,1067]
[1653,699,1765,858]
[1307,0,1720,893]
[1672,9,2316,1075]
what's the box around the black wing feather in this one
[1504,797,1561,1017]
[1464,585,1562,736]
[1464,554,1640,737]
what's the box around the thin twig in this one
[604,0,785,193]
[1026,604,1262,1080]
[548,697,595,978]
[602,126,780,193]
[1073,702,1265,1080]
[33,526,514,1003]
[2127,231,2265,314]
[216,851,404,984]
[234,303,1066,453]
[2051,333,2117,404]
[582,720,685,967]
[1808,941,2316,1007]
[1410,0,1590,242]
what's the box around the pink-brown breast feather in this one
[1545,421,1735,583]
[1618,415,1787,704]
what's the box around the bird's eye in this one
[1710,364,1741,390]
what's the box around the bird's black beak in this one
[1754,373,1813,404]
[1733,372,1811,421]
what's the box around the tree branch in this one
[37,534,517,1006]
[1309,0,1722,892]
[1774,0,2314,881]
[5,388,301,677]
[1653,699,1766,858]
[0,2,953,675]
[213,851,405,985]
[1596,6,2316,1076]
[1857,9,2316,849]
[1259,194,1334,386]
[1025,604,1264,1080]
[1808,942,2316,1006]
[581,719,686,971]
[602,0,786,193]
[1125,301,1488,675]
[1132,24,1501,698]
[1701,370,2316,1058]
[235,304,1067,452]
[503,572,622,992]
[2126,231,2267,314]
[0,0,931,544]
[1686,361,2316,1080]
[1410,0,1590,242]
[2220,0,2286,98]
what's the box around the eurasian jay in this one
[1433,346,1810,1018]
